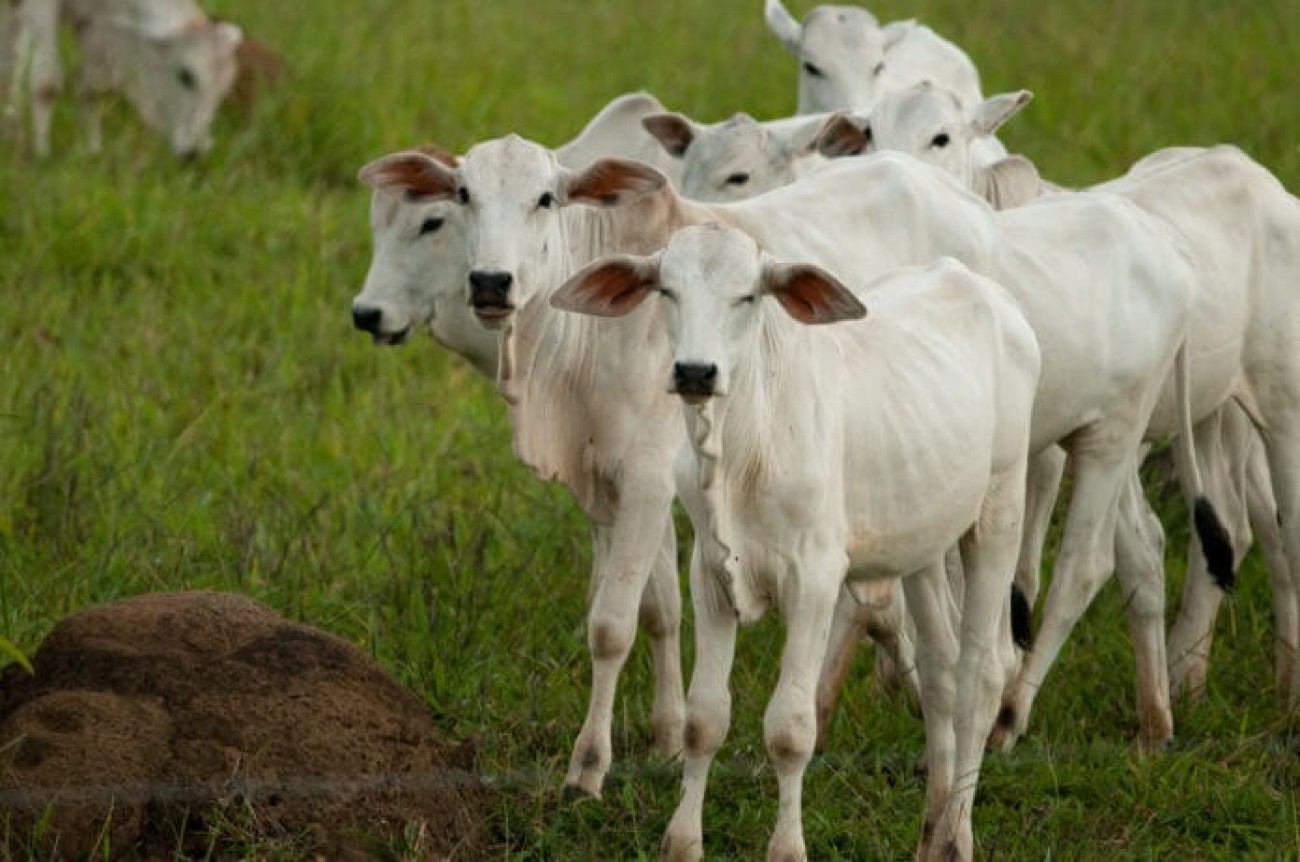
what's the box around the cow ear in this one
[214,20,242,51]
[560,158,667,207]
[976,155,1044,210]
[815,113,872,159]
[642,113,699,158]
[412,144,460,169]
[358,150,457,201]
[971,90,1032,137]
[551,253,661,318]
[762,260,866,325]
[765,0,803,56]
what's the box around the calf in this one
[553,224,1041,862]
[8,0,240,157]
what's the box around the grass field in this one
[3,0,1300,858]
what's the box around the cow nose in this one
[469,270,514,306]
[352,305,383,334]
[672,361,719,395]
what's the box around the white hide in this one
[553,225,1041,862]
[12,0,241,157]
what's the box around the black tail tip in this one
[1010,583,1033,650]
[1194,496,1235,592]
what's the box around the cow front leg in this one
[662,546,737,862]
[641,517,685,758]
[565,484,675,797]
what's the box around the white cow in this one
[352,93,696,798]
[5,0,241,157]
[826,86,1300,712]
[764,0,982,115]
[552,225,1041,862]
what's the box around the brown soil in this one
[0,591,489,860]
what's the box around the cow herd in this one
[9,2,1300,860]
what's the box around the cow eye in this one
[735,295,756,306]
[658,287,677,302]
[872,62,885,77]
[931,132,951,148]
[176,67,197,90]
[725,172,750,187]
[802,62,823,78]
[537,191,554,209]
[457,187,470,205]
[419,217,444,236]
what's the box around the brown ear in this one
[413,144,460,168]
[762,261,866,324]
[551,254,661,318]
[357,150,457,201]
[815,113,872,159]
[561,158,668,207]
[642,113,698,158]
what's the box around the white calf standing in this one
[554,224,1041,862]
[10,0,241,157]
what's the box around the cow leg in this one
[565,482,675,797]
[1168,412,1251,701]
[989,448,1130,751]
[1112,470,1173,750]
[1261,413,1300,707]
[1243,441,1299,700]
[927,461,1026,862]
[639,517,685,758]
[1015,444,1066,608]
[901,562,958,862]
[814,578,917,752]
[766,552,842,862]
[662,546,737,862]
[25,0,58,157]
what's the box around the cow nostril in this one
[352,306,383,333]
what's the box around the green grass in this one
[3,0,1300,858]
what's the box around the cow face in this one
[645,113,808,203]
[353,188,466,345]
[817,85,1033,193]
[128,19,242,157]
[359,136,667,333]
[552,225,865,402]
[767,0,887,113]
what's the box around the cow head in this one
[816,85,1038,207]
[359,135,667,332]
[115,15,242,157]
[765,0,887,113]
[552,224,865,402]
[643,112,825,202]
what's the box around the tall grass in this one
[2,0,1299,857]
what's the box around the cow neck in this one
[494,199,675,523]
[685,304,806,622]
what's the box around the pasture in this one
[2,0,1299,857]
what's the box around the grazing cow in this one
[763,0,983,115]
[7,0,241,157]
[822,87,1300,714]
[552,225,1041,862]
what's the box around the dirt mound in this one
[0,591,488,860]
